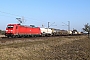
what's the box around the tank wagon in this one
[40,28,52,36]
[50,28,61,36]
[72,30,82,35]
[5,24,41,38]
[59,30,69,36]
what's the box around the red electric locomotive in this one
[5,24,41,38]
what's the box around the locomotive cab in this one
[5,24,19,37]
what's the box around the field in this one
[0,35,90,60]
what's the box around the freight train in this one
[5,24,82,38]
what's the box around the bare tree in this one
[83,23,90,38]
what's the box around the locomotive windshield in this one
[7,25,14,28]
[30,25,35,27]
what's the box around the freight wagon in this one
[40,28,53,36]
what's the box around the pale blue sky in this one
[0,0,90,31]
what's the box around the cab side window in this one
[16,26,18,29]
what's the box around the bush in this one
[0,30,5,35]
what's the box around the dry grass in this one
[0,35,5,38]
[0,36,90,60]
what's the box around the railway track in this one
[0,36,58,43]
[0,35,84,44]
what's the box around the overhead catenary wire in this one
[0,10,47,24]
[0,11,21,17]
[0,14,16,18]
